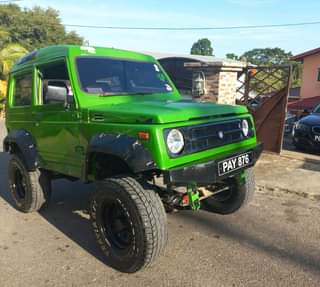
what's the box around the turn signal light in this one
[138,132,150,140]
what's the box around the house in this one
[291,47,320,100]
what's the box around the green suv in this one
[4,45,262,273]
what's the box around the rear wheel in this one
[202,168,255,215]
[8,154,51,213]
[90,176,168,273]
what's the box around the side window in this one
[13,74,33,106]
[38,61,72,105]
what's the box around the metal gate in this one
[236,66,292,153]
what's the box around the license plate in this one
[218,152,253,176]
[315,135,320,142]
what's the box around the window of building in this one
[318,68,320,81]
[13,74,33,106]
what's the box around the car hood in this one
[88,100,248,124]
[300,114,320,126]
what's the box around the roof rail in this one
[16,50,37,66]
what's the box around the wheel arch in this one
[83,133,157,180]
[3,129,39,171]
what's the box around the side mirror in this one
[45,85,68,104]
[44,80,74,107]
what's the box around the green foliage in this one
[190,38,214,56]
[0,4,84,51]
[0,43,28,78]
[0,80,6,115]
[241,48,292,66]
[226,48,302,91]
[226,53,240,61]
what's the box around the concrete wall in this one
[300,53,320,99]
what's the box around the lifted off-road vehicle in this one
[4,45,262,273]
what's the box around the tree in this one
[226,53,240,61]
[0,4,84,51]
[226,47,302,90]
[0,43,28,78]
[191,38,214,56]
[240,48,292,66]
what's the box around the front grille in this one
[312,126,320,134]
[166,118,254,157]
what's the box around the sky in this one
[18,0,320,57]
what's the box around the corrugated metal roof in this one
[142,51,246,67]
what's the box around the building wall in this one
[187,67,242,105]
[217,71,238,105]
[300,53,320,99]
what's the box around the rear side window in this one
[13,74,33,106]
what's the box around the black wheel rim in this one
[102,199,133,251]
[12,164,27,200]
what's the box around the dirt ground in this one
[0,119,320,287]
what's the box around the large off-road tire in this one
[8,154,51,213]
[90,176,168,273]
[202,168,255,215]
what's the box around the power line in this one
[63,20,320,31]
[0,0,22,3]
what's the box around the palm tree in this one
[0,43,28,115]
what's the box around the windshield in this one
[76,57,173,95]
[313,104,320,113]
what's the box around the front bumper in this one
[293,130,320,150]
[163,143,263,186]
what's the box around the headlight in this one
[241,119,249,137]
[166,129,184,154]
[296,122,310,132]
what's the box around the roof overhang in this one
[291,47,320,61]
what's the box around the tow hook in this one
[185,183,200,210]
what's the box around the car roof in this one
[11,45,155,73]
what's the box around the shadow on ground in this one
[175,210,320,275]
[301,158,320,172]
[0,151,319,275]
[0,151,106,264]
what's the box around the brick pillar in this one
[217,70,239,105]
[186,62,245,105]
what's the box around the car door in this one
[31,60,82,178]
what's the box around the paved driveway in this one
[0,119,319,287]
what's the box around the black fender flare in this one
[84,133,157,179]
[3,130,39,171]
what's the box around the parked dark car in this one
[285,112,297,135]
[292,104,320,151]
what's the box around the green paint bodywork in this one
[5,45,258,180]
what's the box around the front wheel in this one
[90,176,168,273]
[202,168,255,215]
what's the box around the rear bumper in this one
[163,143,263,186]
